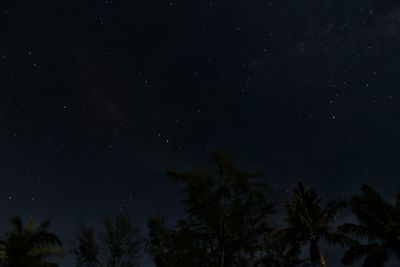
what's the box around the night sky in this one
[1,0,400,266]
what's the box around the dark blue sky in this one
[1,0,400,266]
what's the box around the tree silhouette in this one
[148,217,208,267]
[271,183,350,267]
[261,236,312,267]
[339,184,400,266]
[71,223,100,267]
[0,217,63,267]
[148,152,274,267]
[71,215,142,267]
[102,216,142,267]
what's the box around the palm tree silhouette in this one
[271,183,350,267]
[339,184,400,266]
[0,217,63,267]
[262,236,312,267]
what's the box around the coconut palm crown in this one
[0,217,63,267]
[271,183,351,267]
[339,184,400,266]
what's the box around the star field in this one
[1,0,400,266]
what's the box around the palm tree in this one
[339,184,400,266]
[261,236,312,267]
[271,183,350,267]
[0,217,63,267]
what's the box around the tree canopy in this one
[148,152,274,267]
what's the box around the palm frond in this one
[338,223,369,240]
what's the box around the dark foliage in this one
[2,155,400,267]
[270,183,352,267]
[71,223,100,267]
[0,217,63,267]
[148,152,274,267]
[339,185,400,266]
[71,216,142,267]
